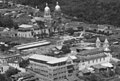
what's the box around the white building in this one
[0,64,9,74]
[14,40,51,51]
[28,54,79,81]
[76,38,113,70]
[17,24,47,38]
[78,50,111,70]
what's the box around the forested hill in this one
[13,0,120,26]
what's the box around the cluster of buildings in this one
[0,1,64,38]
[0,1,120,81]
[0,30,115,81]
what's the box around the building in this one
[11,72,39,81]
[0,30,17,37]
[44,3,52,22]
[78,49,111,70]
[28,54,79,81]
[53,2,62,19]
[0,52,22,64]
[75,38,113,70]
[14,40,51,51]
[0,64,9,74]
[17,24,47,38]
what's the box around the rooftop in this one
[77,48,104,56]
[0,52,20,59]
[83,53,107,61]
[19,24,33,28]
[29,54,77,64]
[15,40,51,50]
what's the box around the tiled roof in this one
[77,48,104,56]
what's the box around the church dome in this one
[55,2,61,11]
[44,3,50,12]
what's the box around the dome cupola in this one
[44,3,50,12]
[55,2,61,11]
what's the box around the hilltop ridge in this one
[10,0,120,26]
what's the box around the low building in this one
[17,24,49,38]
[11,72,39,81]
[0,64,9,74]
[0,30,17,37]
[14,40,51,51]
[0,52,22,64]
[28,54,79,81]
[97,25,108,32]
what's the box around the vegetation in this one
[0,74,10,81]
[0,16,14,28]
[5,67,20,77]
[19,59,29,68]
[12,0,120,27]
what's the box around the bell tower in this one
[44,3,51,21]
[54,2,62,19]
[96,37,101,48]
[103,38,109,48]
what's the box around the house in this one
[0,64,9,74]
[17,24,49,38]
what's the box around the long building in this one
[28,54,79,81]
[14,40,51,50]
[76,38,113,70]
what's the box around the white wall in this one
[79,56,110,70]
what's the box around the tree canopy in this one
[12,0,120,26]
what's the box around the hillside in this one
[12,0,120,26]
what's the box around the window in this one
[103,57,105,60]
[93,60,94,63]
[96,59,98,62]
[100,58,101,61]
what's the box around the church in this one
[76,38,113,71]
[17,2,62,38]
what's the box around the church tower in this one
[103,38,109,48]
[55,2,61,12]
[96,37,101,48]
[54,2,62,19]
[44,3,52,21]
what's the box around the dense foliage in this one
[0,16,14,28]
[12,0,120,26]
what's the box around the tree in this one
[0,74,8,81]
[66,28,74,35]
[61,45,71,53]
[89,73,102,81]
[19,59,29,68]
[0,16,14,28]
[13,0,120,27]
[115,66,120,75]
[5,68,20,77]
